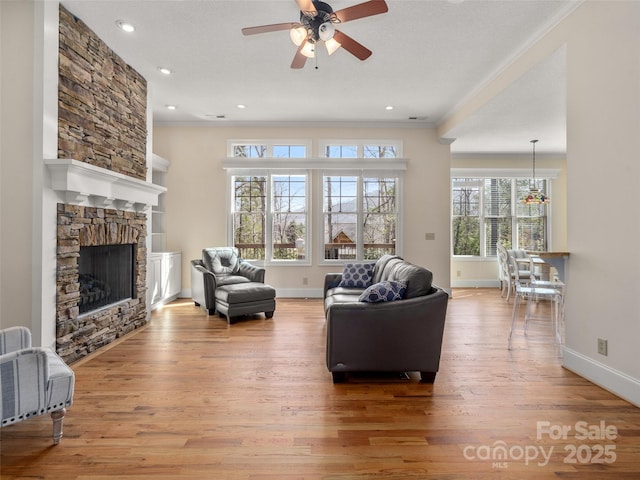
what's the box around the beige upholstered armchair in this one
[0,326,75,444]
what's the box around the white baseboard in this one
[151,293,179,311]
[274,288,323,298]
[563,347,640,407]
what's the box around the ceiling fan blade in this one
[242,22,299,36]
[334,0,388,23]
[295,0,317,15]
[291,44,308,69]
[333,30,372,60]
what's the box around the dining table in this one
[528,251,570,283]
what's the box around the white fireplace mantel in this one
[46,159,166,211]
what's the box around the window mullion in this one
[479,180,486,258]
[357,176,364,260]
[265,173,273,262]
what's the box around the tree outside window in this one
[272,175,307,260]
[233,176,266,260]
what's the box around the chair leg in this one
[51,408,66,445]
[508,294,521,350]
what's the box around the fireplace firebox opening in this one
[78,244,136,314]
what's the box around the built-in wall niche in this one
[78,244,135,315]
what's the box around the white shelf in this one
[148,154,181,309]
[151,154,169,253]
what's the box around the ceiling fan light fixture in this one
[318,21,335,41]
[300,41,316,58]
[325,37,341,55]
[289,26,307,46]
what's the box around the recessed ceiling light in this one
[166,105,177,110]
[116,20,135,33]
[158,67,173,75]
[237,104,246,109]
[385,105,394,111]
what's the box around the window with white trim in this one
[452,177,549,256]
[230,142,309,262]
[322,143,400,261]
[227,139,404,264]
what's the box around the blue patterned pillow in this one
[358,281,407,303]
[338,262,374,288]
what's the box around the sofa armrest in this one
[0,326,32,354]
[323,273,343,298]
[190,260,217,309]
[238,260,265,283]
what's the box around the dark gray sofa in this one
[324,254,449,383]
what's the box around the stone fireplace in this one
[45,6,164,363]
[48,160,165,364]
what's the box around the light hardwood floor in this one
[2,289,639,479]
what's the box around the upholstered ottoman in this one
[214,282,276,324]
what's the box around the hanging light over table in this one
[520,139,550,205]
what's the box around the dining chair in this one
[507,255,564,350]
[502,248,532,302]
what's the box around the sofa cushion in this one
[203,248,240,275]
[338,262,374,288]
[358,280,407,303]
[385,261,433,299]
[372,254,402,283]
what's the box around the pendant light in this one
[520,139,550,204]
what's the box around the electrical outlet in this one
[425,232,435,240]
[456,270,462,277]
[302,277,308,285]
[597,338,608,356]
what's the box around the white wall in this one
[1,1,60,347]
[152,125,452,296]
[0,1,35,332]
[561,1,640,405]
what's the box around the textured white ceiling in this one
[60,0,577,154]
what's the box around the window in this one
[233,175,267,260]
[272,175,307,260]
[231,141,308,159]
[229,142,309,263]
[227,139,405,264]
[452,177,548,256]
[322,142,400,261]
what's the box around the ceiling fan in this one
[241,0,389,69]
